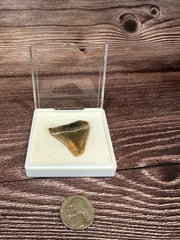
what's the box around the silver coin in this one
[60,195,95,230]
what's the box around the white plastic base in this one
[25,108,117,177]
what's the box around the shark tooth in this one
[49,120,90,156]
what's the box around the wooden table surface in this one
[0,1,180,239]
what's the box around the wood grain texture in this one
[0,0,179,239]
[0,166,179,239]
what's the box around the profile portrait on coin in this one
[64,196,94,229]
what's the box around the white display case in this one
[25,43,117,177]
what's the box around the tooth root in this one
[49,120,90,156]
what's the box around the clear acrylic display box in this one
[25,43,117,177]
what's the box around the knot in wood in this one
[120,14,139,33]
[150,5,160,18]
[78,47,87,53]
[145,164,180,183]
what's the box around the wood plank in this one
[0,0,179,21]
[0,0,179,10]
[106,72,180,170]
[0,1,179,73]
[0,6,169,27]
[0,18,179,48]
[0,165,179,239]
[0,71,179,182]
[0,42,179,75]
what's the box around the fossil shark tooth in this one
[49,120,90,156]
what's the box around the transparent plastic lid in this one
[30,43,108,109]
